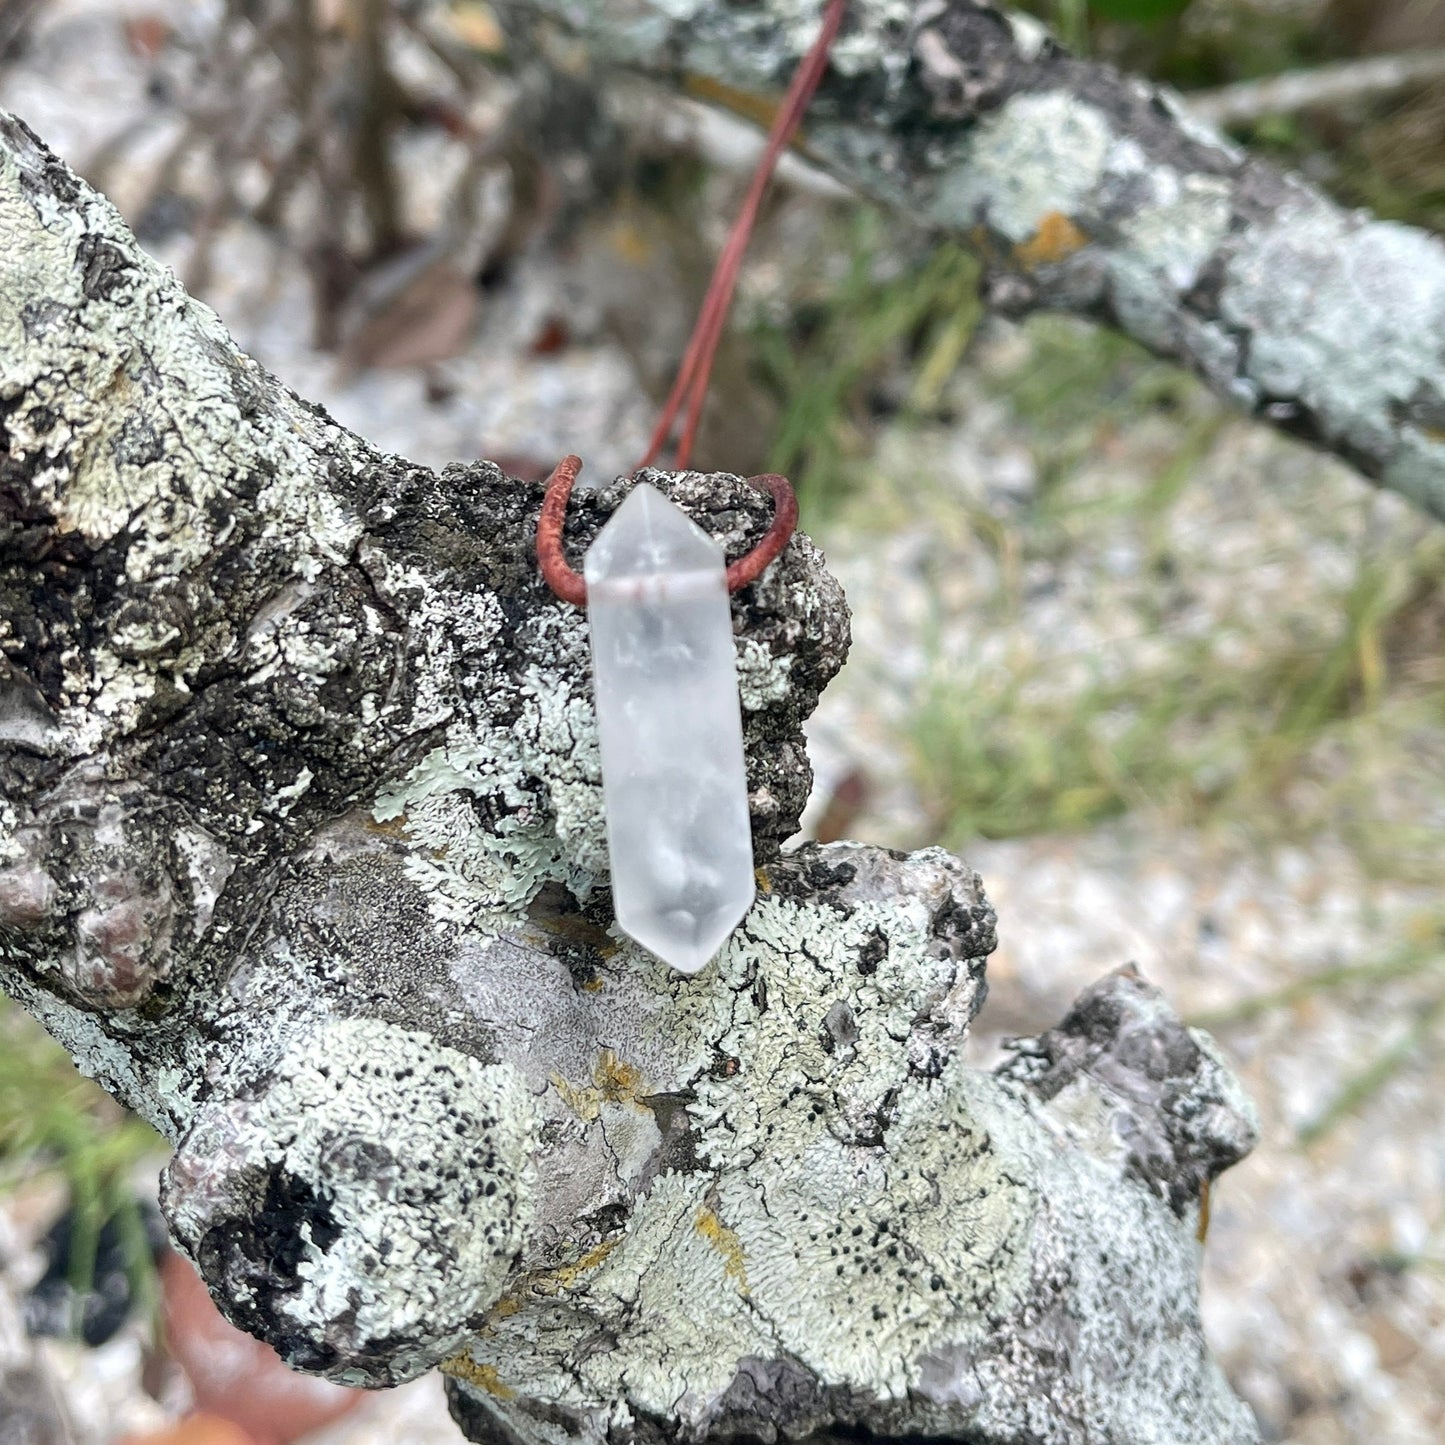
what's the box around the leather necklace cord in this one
[536,0,845,608]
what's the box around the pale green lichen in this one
[1119,171,1232,293]
[3,974,193,1131]
[0,124,369,755]
[390,787,594,929]
[373,576,803,928]
[167,1018,539,1387]
[368,574,606,929]
[449,846,1020,1431]
[932,92,1113,243]
[371,668,603,931]
[1222,209,1445,472]
[734,636,793,710]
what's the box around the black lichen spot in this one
[20,298,70,341]
[259,1170,342,1271]
[196,1173,339,1329]
[856,929,887,976]
[195,1167,342,1348]
[804,859,857,893]
[76,235,136,302]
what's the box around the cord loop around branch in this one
[534,456,798,608]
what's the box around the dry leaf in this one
[339,259,479,373]
[117,1414,255,1445]
[447,2,506,54]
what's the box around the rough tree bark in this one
[0,95,1262,1445]
[502,0,1445,525]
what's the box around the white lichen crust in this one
[0,108,1258,1442]
[163,1019,538,1387]
[503,0,1445,523]
[446,943,1257,1445]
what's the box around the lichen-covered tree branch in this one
[501,0,1445,524]
[0,103,1260,1445]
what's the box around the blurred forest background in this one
[0,1,1442,1442]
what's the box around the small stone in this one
[584,484,755,974]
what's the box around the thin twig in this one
[353,0,405,259]
[1297,991,1445,1147]
[1188,48,1445,128]
[1191,939,1445,1030]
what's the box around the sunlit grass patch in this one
[908,517,1445,858]
[862,302,1445,871]
[750,210,982,524]
[0,999,164,1335]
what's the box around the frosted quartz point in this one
[584,483,756,974]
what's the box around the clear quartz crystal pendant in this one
[584,484,756,974]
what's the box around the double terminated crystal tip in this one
[583,484,756,975]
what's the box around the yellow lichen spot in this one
[364,813,409,837]
[477,1241,619,1328]
[1014,212,1089,269]
[550,1236,621,1290]
[609,218,654,268]
[754,866,772,895]
[441,1357,517,1400]
[582,974,605,993]
[694,1205,750,1297]
[551,1048,646,1121]
[594,1047,643,1102]
[550,1071,600,1122]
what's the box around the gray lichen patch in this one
[372,591,607,930]
[734,636,793,710]
[437,848,1257,1444]
[163,1018,538,1387]
[682,847,992,1166]
[448,966,1256,1445]
[999,966,1260,1218]
[444,842,1013,1436]
[933,91,1113,242]
[0,102,867,1413]
[369,467,845,935]
[1220,208,1445,483]
[0,115,365,757]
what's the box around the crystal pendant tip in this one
[619,880,756,976]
